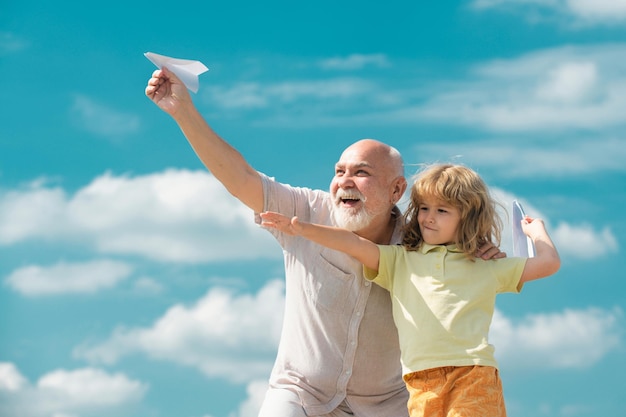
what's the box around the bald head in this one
[341,139,404,179]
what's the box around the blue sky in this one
[1,1,625,416]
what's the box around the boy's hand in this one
[521,216,547,239]
[260,211,301,236]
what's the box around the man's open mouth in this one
[341,197,360,205]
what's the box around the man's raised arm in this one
[145,67,264,213]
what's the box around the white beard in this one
[331,189,376,232]
[332,205,376,232]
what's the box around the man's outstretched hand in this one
[145,67,191,116]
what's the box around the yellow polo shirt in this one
[364,243,527,375]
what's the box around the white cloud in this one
[0,169,279,263]
[74,280,284,384]
[70,94,140,137]
[535,61,598,103]
[492,306,623,369]
[470,0,626,25]
[409,44,626,132]
[0,180,69,244]
[0,362,28,391]
[37,368,145,406]
[318,53,391,71]
[552,222,618,259]
[568,0,626,21]
[4,259,133,297]
[0,363,147,417]
[228,380,268,417]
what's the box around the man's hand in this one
[145,67,191,117]
[476,241,506,260]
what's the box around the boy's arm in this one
[260,211,380,271]
[519,216,561,284]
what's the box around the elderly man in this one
[145,67,501,417]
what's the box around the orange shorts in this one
[404,366,506,417]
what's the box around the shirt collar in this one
[419,242,464,254]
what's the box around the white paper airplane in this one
[512,200,536,258]
[144,52,209,93]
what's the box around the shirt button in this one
[346,370,352,375]
[356,311,362,316]
[364,281,371,287]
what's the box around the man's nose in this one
[337,174,355,188]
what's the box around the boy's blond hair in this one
[402,163,503,259]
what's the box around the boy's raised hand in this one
[260,211,302,236]
[521,215,546,239]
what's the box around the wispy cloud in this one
[0,32,29,55]
[74,280,284,384]
[203,44,626,136]
[0,170,278,263]
[205,78,375,110]
[408,44,626,132]
[4,259,133,297]
[318,53,391,71]
[70,95,140,138]
[407,137,626,178]
[0,363,147,417]
[470,0,626,26]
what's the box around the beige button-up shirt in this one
[256,174,408,416]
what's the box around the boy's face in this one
[417,197,461,246]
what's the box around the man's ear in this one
[391,177,408,203]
